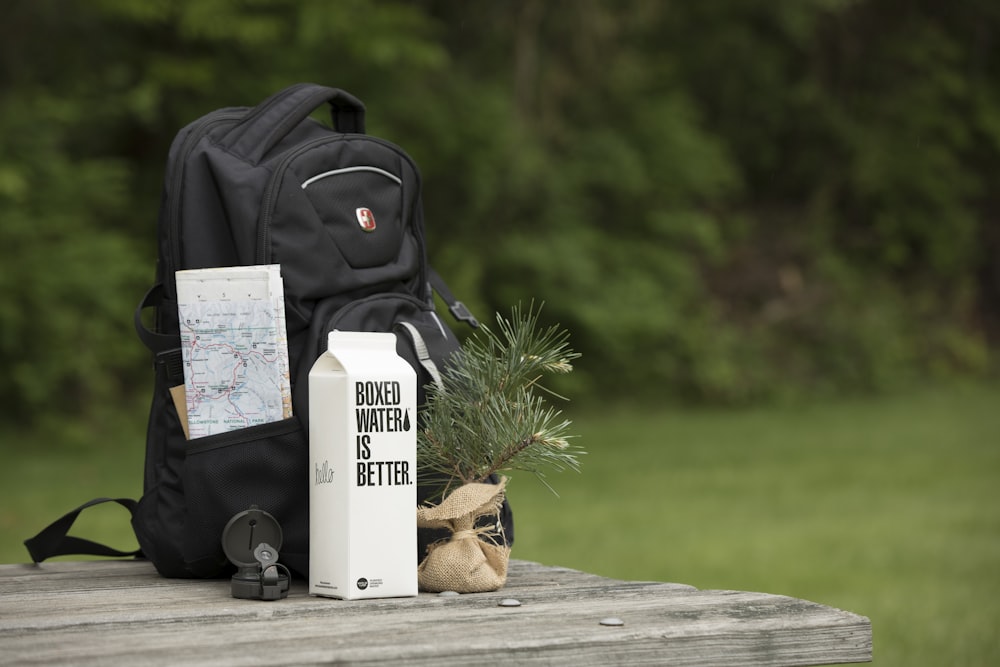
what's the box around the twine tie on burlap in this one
[416,478,510,593]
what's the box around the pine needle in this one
[417,303,584,494]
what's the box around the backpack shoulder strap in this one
[23,498,142,563]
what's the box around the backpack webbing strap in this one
[134,283,185,384]
[396,322,444,389]
[24,497,142,563]
[225,83,366,165]
[428,267,479,329]
[134,283,178,354]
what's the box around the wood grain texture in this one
[0,559,871,666]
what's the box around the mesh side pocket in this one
[181,418,308,576]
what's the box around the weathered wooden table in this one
[0,559,870,666]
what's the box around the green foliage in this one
[1,0,998,431]
[0,85,148,422]
[466,0,997,401]
[418,304,583,494]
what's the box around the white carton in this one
[308,331,418,599]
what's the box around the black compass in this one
[221,506,290,600]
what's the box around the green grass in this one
[3,383,998,665]
[509,382,1000,666]
[0,411,146,562]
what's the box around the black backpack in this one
[25,83,513,578]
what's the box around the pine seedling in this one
[417,303,583,497]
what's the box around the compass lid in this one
[221,506,284,568]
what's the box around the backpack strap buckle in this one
[448,301,479,329]
[428,267,480,329]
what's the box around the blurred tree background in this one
[1,0,997,437]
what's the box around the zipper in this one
[321,292,435,360]
[255,134,427,272]
[327,292,428,329]
[301,165,402,189]
[165,110,245,279]
[256,135,335,264]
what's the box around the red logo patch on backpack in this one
[356,207,376,232]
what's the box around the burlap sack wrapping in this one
[416,478,510,593]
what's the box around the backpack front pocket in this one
[265,139,425,332]
[181,417,308,577]
[301,165,405,270]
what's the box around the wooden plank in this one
[0,560,871,666]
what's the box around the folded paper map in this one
[176,265,293,439]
